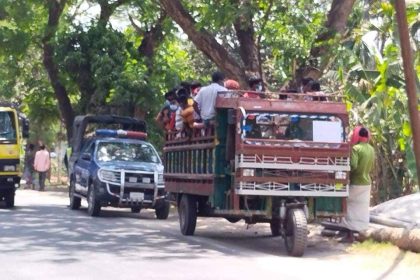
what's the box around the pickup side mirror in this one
[81,153,92,161]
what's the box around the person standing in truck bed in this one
[193,71,227,126]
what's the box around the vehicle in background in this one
[163,90,350,257]
[0,105,29,207]
[68,115,169,218]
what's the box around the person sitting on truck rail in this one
[310,81,327,101]
[155,89,179,131]
[193,71,227,125]
[177,87,195,129]
[300,78,327,102]
[244,76,264,98]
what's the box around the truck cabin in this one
[0,110,18,144]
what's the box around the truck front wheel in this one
[178,195,197,235]
[5,191,15,208]
[284,208,307,257]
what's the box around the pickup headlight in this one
[158,174,164,185]
[4,165,16,171]
[99,169,119,182]
[242,169,255,176]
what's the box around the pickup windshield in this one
[242,112,345,143]
[96,141,160,163]
[0,112,17,144]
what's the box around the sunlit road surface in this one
[0,190,418,280]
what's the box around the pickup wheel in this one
[5,191,15,208]
[284,208,307,257]
[155,200,170,220]
[87,185,101,217]
[131,207,141,213]
[69,178,81,210]
[178,195,197,235]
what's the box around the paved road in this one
[0,190,418,280]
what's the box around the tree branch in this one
[159,0,247,85]
[310,0,356,57]
[98,0,130,24]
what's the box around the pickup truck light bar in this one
[95,129,147,140]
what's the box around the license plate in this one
[130,192,144,201]
[129,176,137,183]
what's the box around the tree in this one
[331,1,420,201]
[159,0,358,87]
[42,0,74,141]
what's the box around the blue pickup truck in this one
[67,115,169,218]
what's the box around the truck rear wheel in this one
[270,218,280,236]
[87,185,101,217]
[5,191,15,208]
[225,217,241,223]
[131,207,141,213]
[178,195,197,235]
[155,200,170,220]
[284,208,307,257]
[69,178,81,210]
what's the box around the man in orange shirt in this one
[33,145,51,191]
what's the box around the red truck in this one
[163,91,350,256]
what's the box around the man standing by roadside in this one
[340,126,375,242]
[193,71,227,125]
[34,144,51,192]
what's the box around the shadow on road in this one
[0,195,350,263]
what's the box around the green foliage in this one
[55,24,129,113]
[332,1,420,201]
[0,0,418,197]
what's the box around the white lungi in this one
[340,185,371,232]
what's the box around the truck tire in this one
[178,194,197,235]
[155,200,170,220]
[69,178,81,210]
[5,191,15,208]
[284,208,307,257]
[270,218,280,236]
[131,207,141,213]
[87,185,101,217]
[225,217,241,223]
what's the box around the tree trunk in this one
[159,0,248,86]
[131,12,167,76]
[232,0,260,77]
[98,0,129,24]
[42,0,74,142]
[395,0,420,186]
[310,0,356,57]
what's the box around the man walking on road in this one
[34,144,51,191]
